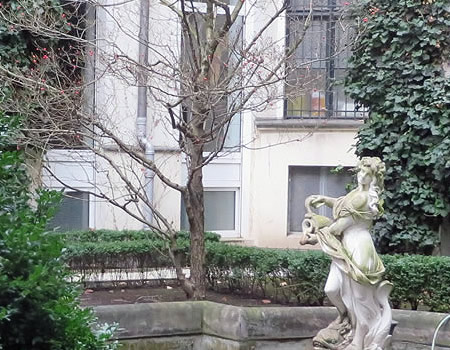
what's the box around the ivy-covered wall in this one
[0,0,85,148]
[345,0,450,254]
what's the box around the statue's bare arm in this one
[309,195,338,209]
[326,216,354,237]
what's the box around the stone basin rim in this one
[94,301,450,348]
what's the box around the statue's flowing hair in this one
[359,157,386,219]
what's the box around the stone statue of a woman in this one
[300,157,392,350]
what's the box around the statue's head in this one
[356,157,385,217]
[356,157,385,189]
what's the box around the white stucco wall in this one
[90,149,182,231]
[95,0,141,147]
[86,0,183,230]
[241,126,360,248]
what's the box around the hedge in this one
[59,230,450,312]
[56,229,220,244]
[59,230,219,274]
[207,243,450,312]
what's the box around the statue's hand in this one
[310,195,326,208]
[299,233,309,245]
[299,232,318,245]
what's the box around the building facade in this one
[44,0,365,248]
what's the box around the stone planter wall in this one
[95,302,450,350]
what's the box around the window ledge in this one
[255,118,365,130]
[220,237,255,246]
[46,149,95,162]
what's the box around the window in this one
[48,191,90,231]
[287,166,353,234]
[181,189,238,235]
[180,4,243,152]
[285,0,366,119]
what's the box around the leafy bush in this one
[60,230,220,277]
[0,119,116,349]
[383,254,450,312]
[206,244,330,306]
[210,246,450,311]
[62,230,450,312]
[58,229,220,244]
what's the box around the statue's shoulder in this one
[344,190,368,211]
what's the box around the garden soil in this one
[80,285,283,307]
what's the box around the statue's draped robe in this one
[304,191,392,350]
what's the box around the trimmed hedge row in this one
[206,244,330,307]
[57,229,220,244]
[60,230,219,272]
[59,230,450,312]
[207,243,450,312]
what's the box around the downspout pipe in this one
[136,0,154,227]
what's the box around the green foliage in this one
[0,119,116,349]
[62,230,450,312]
[1,0,86,148]
[0,0,81,71]
[60,230,220,273]
[345,0,450,253]
[382,254,450,312]
[205,244,330,306]
[207,244,450,311]
[58,229,220,244]
[0,112,21,148]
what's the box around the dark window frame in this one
[284,0,366,120]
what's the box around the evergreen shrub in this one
[0,114,116,350]
[62,231,450,312]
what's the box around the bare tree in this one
[1,0,356,299]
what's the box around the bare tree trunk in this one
[168,234,196,298]
[183,143,206,300]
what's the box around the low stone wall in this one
[95,302,450,350]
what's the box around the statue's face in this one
[357,164,372,186]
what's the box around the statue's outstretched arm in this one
[308,195,338,209]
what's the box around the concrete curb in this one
[95,302,203,339]
[94,302,450,349]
